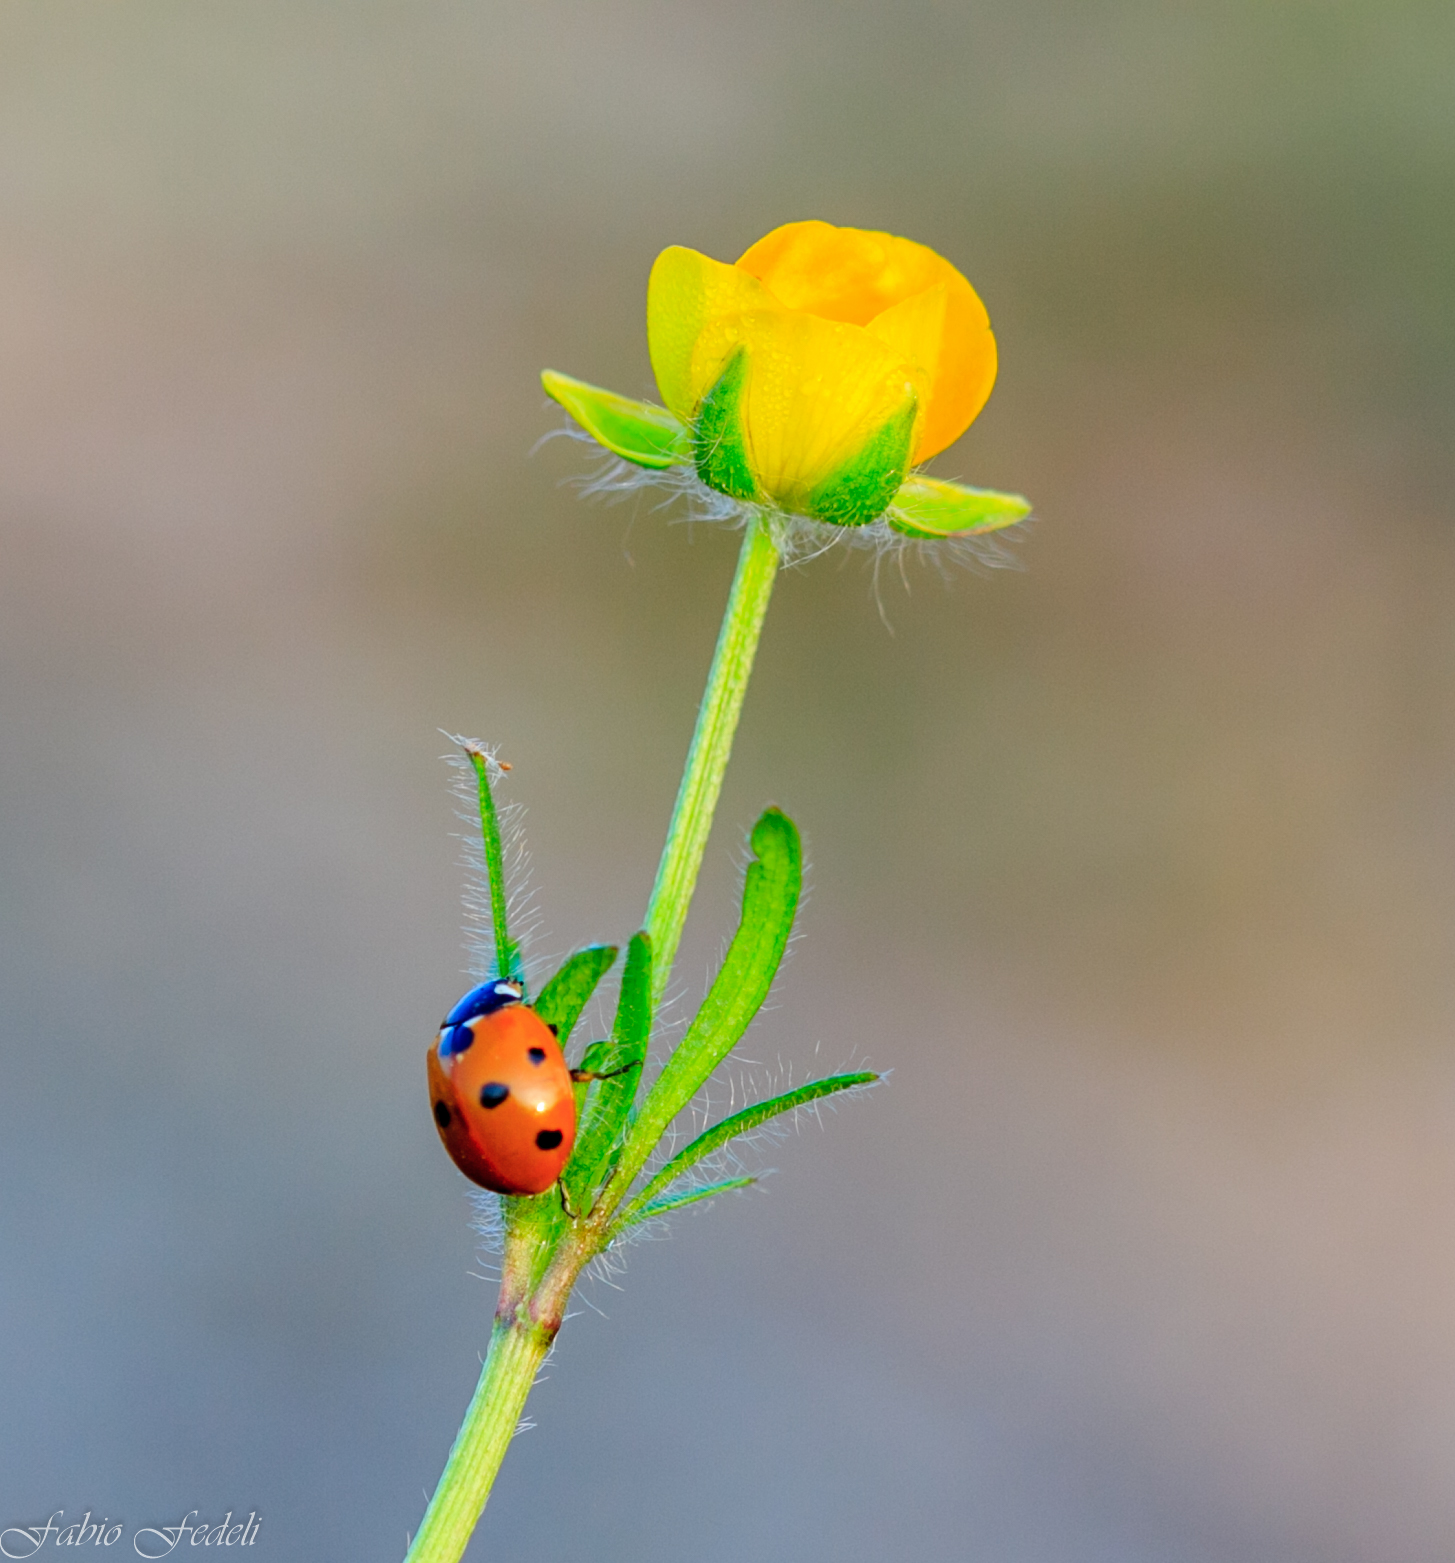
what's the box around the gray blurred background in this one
[2,3,1454,1559]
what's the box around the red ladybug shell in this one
[428,1004,575,1195]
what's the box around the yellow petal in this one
[646,246,777,422]
[866,282,997,463]
[738,220,996,461]
[688,306,927,514]
[865,281,948,380]
[736,220,949,325]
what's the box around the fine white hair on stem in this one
[541,416,1029,580]
[468,1187,506,1259]
[441,734,542,985]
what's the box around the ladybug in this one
[427,978,575,1196]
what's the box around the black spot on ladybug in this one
[479,1082,510,1109]
[528,1047,547,1065]
[433,1100,452,1129]
[535,1129,563,1151]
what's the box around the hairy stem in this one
[404,1319,552,1563]
[411,514,781,1563]
[645,515,780,1009]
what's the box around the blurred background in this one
[2,3,1453,1559]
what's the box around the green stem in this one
[404,1319,552,1563]
[410,514,781,1563]
[645,515,780,1009]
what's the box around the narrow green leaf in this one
[533,944,618,1049]
[542,370,690,470]
[887,473,1031,539]
[463,746,521,983]
[615,1072,876,1230]
[616,1176,756,1230]
[562,931,652,1212]
[617,808,802,1198]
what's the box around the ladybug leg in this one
[568,1061,638,1083]
[557,1179,580,1220]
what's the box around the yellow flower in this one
[543,220,1028,537]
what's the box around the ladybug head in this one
[438,979,524,1059]
[443,979,524,1027]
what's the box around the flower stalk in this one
[645,514,779,1009]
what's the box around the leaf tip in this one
[750,805,800,856]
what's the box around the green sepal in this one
[887,474,1032,538]
[562,931,652,1214]
[533,944,618,1051]
[616,809,802,1196]
[807,392,918,528]
[616,1176,756,1230]
[692,347,763,503]
[542,369,690,470]
[614,1072,876,1232]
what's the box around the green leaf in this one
[617,1176,756,1229]
[542,370,690,470]
[615,1072,876,1231]
[886,473,1032,539]
[462,745,521,983]
[533,944,618,1050]
[562,931,652,1213]
[616,808,802,1199]
[605,932,653,1075]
